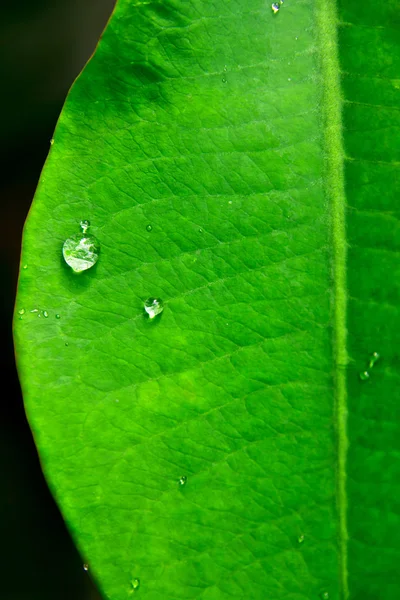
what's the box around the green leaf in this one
[14,1,400,599]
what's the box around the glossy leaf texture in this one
[14,1,400,599]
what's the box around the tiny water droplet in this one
[80,220,91,233]
[18,309,25,315]
[295,36,299,40]
[131,578,140,591]
[298,534,305,544]
[288,77,291,81]
[83,564,89,572]
[228,200,232,204]
[19,316,23,320]
[50,138,54,145]
[23,264,28,270]
[271,2,280,13]
[65,342,69,347]
[223,65,227,72]
[368,351,380,369]
[56,314,60,319]
[146,224,152,232]
[222,77,227,84]
[43,310,49,318]
[144,297,164,319]
[199,228,203,234]
[30,309,39,314]
[179,475,187,486]
[320,593,329,600]
[359,371,370,381]
[63,232,100,273]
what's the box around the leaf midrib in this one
[317,1,349,598]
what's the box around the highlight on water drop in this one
[63,222,100,273]
[359,371,370,382]
[368,351,380,369]
[131,578,140,592]
[144,297,164,319]
[146,224,152,232]
[83,563,89,572]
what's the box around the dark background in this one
[1,1,115,598]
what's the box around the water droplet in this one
[144,297,164,319]
[80,220,91,234]
[222,77,227,84]
[199,228,203,234]
[297,534,305,544]
[55,314,60,319]
[359,371,370,381]
[223,65,227,72]
[295,36,299,40]
[83,564,89,572]
[65,342,69,347]
[131,578,140,591]
[271,2,280,13]
[146,224,152,232]
[43,311,49,318]
[288,77,291,81]
[19,316,23,320]
[18,309,25,315]
[368,351,380,369]
[50,138,54,145]
[62,233,100,273]
[320,593,329,600]
[23,264,28,270]
[30,309,39,314]
[179,475,187,486]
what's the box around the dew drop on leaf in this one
[222,77,227,83]
[146,224,152,232]
[144,298,164,319]
[179,475,187,486]
[320,593,329,600]
[83,563,89,572]
[43,311,49,318]
[297,534,305,544]
[80,220,90,233]
[50,138,54,145]
[18,309,25,315]
[62,233,100,273]
[359,371,370,381]
[65,342,69,347]
[271,2,280,14]
[131,578,140,591]
[22,264,28,270]
[56,314,60,319]
[368,351,380,369]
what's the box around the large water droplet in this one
[144,298,164,319]
[63,233,100,273]
[179,475,187,486]
[368,351,380,369]
[359,371,370,381]
[80,220,90,234]
[131,578,140,591]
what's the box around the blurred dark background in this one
[0,1,115,598]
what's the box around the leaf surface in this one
[14,1,400,599]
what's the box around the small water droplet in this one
[368,351,380,369]
[50,138,54,145]
[298,534,305,544]
[295,36,299,40]
[320,593,329,600]
[288,77,291,81]
[223,65,227,72]
[131,578,140,591]
[63,232,100,273]
[18,309,25,315]
[144,297,164,319]
[271,2,280,13]
[55,314,60,319]
[359,371,370,381]
[199,228,203,234]
[23,264,28,270]
[179,475,187,486]
[65,342,69,347]
[43,310,49,318]
[222,77,227,84]
[80,220,91,234]
[83,564,89,572]
[146,224,152,232]
[30,309,39,314]
[19,316,23,320]
[228,200,232,204]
